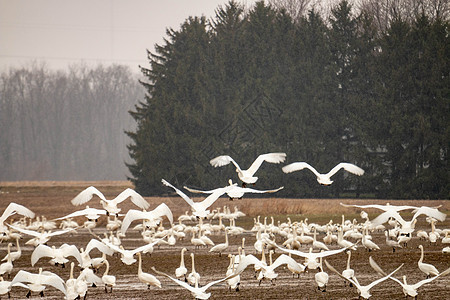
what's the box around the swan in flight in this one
[325,259,403,299]
[120,203,173,234]
[0,202,35,234]
[55,206,107,222]
[282,162,364,185]
[210,152,287,186]
[9,224,75,246]
[162,179,226,219]
[340,202,421,212]
[31,243,82,268]
[272,242,354,270]
[184,179,283,200]
[11,268,66,298]
[370,207,446,235]
[104,237,166,265]
[152,267,232,300]
[71,186,150,216]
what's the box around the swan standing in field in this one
[120,203,173,234]
[0,202,35,234]
[184,179,284,200]
[210,152,287,187]
[153,267,232,300]
[137,252,161,289]
[282,162,364,185]
[418,245,440,278]
[0,244,13,278]
[2,237,21,262]
[162,179,226,219]
[66,262,88,300]
[385,231,402,252]
[175,248,188,281]
[31,243,82,268]
[314,256,328,292]
[11,268,66,298]
[101,259,115,293]
[209,229,229,256]
[187,253,200,286]
[226,255,240,291]
[342,251,356,286]
[325,259,403,299]
[71,186,150,216]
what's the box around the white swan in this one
[137,252,161,289]
[1,237,21,262]
[175,248,188,281]
[418,245,440,278]
[71,186,150,216]
[152,266,232,300]
[210,152,286,186]
[162,179,226,219]
[342,250,356,286]
[187,253,200,286]
[31,243,82,267]
[120,203,173,234]
[184,179,284,200]
[0,244,13,278]
[209,229,229,256]
[371,207,446,235]
[282,162,364,185]
[362,227,380,251]
[11,268,66,298]
[9,224,75,246]
[105,237,165,265]
[325,259,403,299]
[55,206,107,221]
[0,276,11,298]
[315,256,328,292]
[385,231,402,252]
[101,259,116,293]
[273,241,353,270]
[340,202,420,212]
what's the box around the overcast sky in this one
[0,0,257,73]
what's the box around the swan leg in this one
[111,286,113,293]
[39,291,44,297]
[26,291,31,298]
[104,285,108,293]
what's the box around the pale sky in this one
[0,0,258,73]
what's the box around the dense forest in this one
[0,63,141,180]
[128,0,449,198]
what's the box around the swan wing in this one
[246,153,286,176]
[61,244,82,264]
[326,163,364,178]
[133,237,167,254]
[210,155,242,172]
[411,206,446,222]
[150,203,174,225]
[151,267,195,292]
[340,203,418,212]
[200,189,227,210]
[369,256,387,276]
[183,186,217,194]
[371,210,405,226]
[85,239,114,256]
[282,162,320,176]
[240,186,284,194]
[367,263,403,290]
[11,270,35,285]
[71,186,106,206]
[274,244,310,258]
[233,254,265,275]
[40,273,66,295]
[48,228,76,237]
[271,254,304,273]
[202,274,234,290]
[324,260,358,287]
[413,266,450,289]
[54,207,106,220]
[31,244,53,266]
[113,188,150,210]
[8,224,41,237]
[162,179,195,208]
[121,209,148,234]
[0,203,35,223]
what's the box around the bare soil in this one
[0,181,449,299]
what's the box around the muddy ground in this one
[0,182,448,299]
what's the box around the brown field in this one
[0,181,449,299]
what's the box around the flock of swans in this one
[0,152,448,299]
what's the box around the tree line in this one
[0,63,141,181]
[128,0,449,199]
